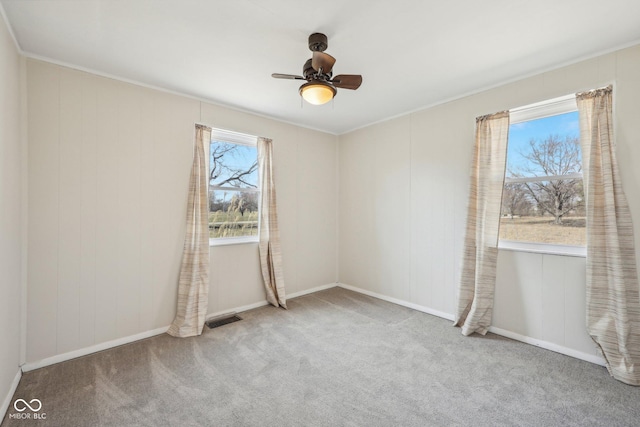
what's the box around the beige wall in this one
[26,60,338,363]
[338,44,640,360]
[18,38,640,368]
[0,15,24,413]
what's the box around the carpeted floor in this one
[3,287,640,426]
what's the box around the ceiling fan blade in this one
[272,73,305,80]
[311,51,336,73]
[331,74,362,90]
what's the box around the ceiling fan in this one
[272,33,363,105]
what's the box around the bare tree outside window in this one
[509,135,583,225]
[208,138,260,239]
[210,142,258,188]
[502,182,533,218]
[499,111,585,246]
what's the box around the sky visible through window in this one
[210,140,258,188]
[500,110,585,248]
[208,139,260,240]
[507,111,580,176]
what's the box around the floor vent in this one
[205,314,242,329]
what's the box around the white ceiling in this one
[2,0,640,135]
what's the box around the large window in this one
[208,129,260,244]
[499,95,585,256]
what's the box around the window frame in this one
[208,128,261,247]
[499,94,586,257]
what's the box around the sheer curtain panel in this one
[577,86,640,385]
[257,137,287,308]
[168,125,211,338]
[454,111,510,336]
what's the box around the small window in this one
[499,95,585,255]
[208,128,260,245]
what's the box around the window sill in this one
[498,240,586,257]
[210,237,259,247]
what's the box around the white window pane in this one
[499,216,586,246]
[209,141,258,188]
[209,190,259,239]
[500,180,585,246]
[507,112,580,179]
[500,107,585,249]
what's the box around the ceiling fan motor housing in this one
[303,58,331,80]
[271,32,362,105]
[308,33,328,52]
[303,59,315,79]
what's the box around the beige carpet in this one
[3,287,639,426]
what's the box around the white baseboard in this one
[337,282,455,321]
[1,369,22,421]
[488,326,606,366]
[205,282,338,320]
[288,283,338,299]
[337,282,606,367]
[22,283,339,373]
[20,282,604,374]
[205,300,270,320]
[21,326,169,372]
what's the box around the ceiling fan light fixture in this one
[273,33,361,105]
[299,80,336,105]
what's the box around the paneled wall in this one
[0,14,24,413]
[339,44,640,360]
[26,60,338,363]
[20,42,640,367]
[200,103,339,311]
